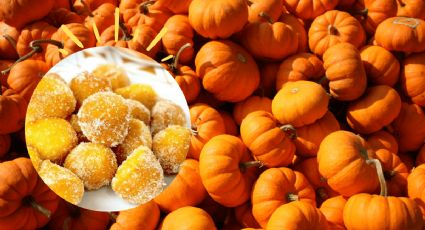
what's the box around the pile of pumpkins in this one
[1,0,425,229]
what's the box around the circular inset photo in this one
[25,46,191,212]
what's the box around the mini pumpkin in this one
[44,8,83,28]
[120,0,172,32]
[319,196,347,230]
[248,0,282,23]
[0,87,27,134]
[233,95,272,125]
[155,0,192,14]
[283,0,339,20]
[375,148,409,196]
[162,15,194,64]
[110,200,160,230]
[16,22,57,60]
[360,45,400,86]
[408,164,425,217]
[0,22,20,59]
[397,0,425,20]
[84,3,116,35]
[367,130,399,154]
[352,0,398,34]
[0,0,55,28]
[161,207,217,230]
[401,52,425,106]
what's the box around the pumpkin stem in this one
[119,22,133,41]
[2,34,17,52]
[392,17,419,28]
[316,187,329,201]
[366,158,388,197]
[170,43,192,74]
[383,170,397,180]
[286,193,299,202]
[258,11,274,23]
[109,212,118,222]
[190,127,198,136]
[280,124,297,139]
[247,0,253,6]
[240,160,264,173]
[139,1,156,15]
[24,196,52,218]
[327,25,339,36]
[397,0,406,7]
[80,0,94,17]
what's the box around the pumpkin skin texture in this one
[240,111,296,167]
[120,0,171,32]
[408,164,425,217]
[375,16,425,53]
[397,0,425,20]
[161,207,217,230]
[252,167,316,228]
[353,0,398,35]
[164,64,200,104]
[317,131,379,196]
[154,159,207,213]
[323,42,367,101]
[276,52,324,91]
[375,149,409,197]
[319,196,347,230]
[248,0,282,23]
[280,13,308,53]
[0,0,55,29]
[110,200,160,230]
[272,80,329,127]
[308,10,366,57]
[266,201,329,230]
[283,0,339,20]
[401,52,425,106]
[218,110,238,136]
[367,130,399,154]
[360,45,400,87]
[0,158,59,229]
[233,95,272,125]
[16,22,57,60]
[44,8,83,28]
[0,88,27,134]
[0,134,11,158]
[188,0,248,39]
[199,135,256,207]
[195,40,260,102]
[346,85,402,134]
[343,194,423,230]
[156,0,192,14]
[162,15,194,64]
[84,3,116,35]
[0,22,20,59]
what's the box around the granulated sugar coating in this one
[153,125,191,174]
[27,146,42,171]
[126,99,151,125]
[114,119,152,164]
[70,71,112,106]
[64,142,118,190]
[26,73,76,124]
[115,84,158,110]
[92,64,131,90]
[112,146,165,204]
[39,160,84,205]
[77,92,130,147]
[69,114,88,142]
[151,100,187,135]
[26,118,78,163]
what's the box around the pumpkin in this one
[0,22,20,59]
[0,0,55,28]
[44,8,83,28]
[195,40,260,102]
[267,201,329,230]
[45,23,96,67]
[248,0,282,23]
[188,103,225,160]
[16,22,57,60]
[154,159,207,213]
[346,85,402,134]
[417,144,425,165]
[52,0,73,9]
[352,0,398,34]
[272,80,329,127]
[257,62,279,98]
[84,3,116,35]
[199,135,258,207]
[375,148,409,196]
[110,200,160,230]
[323,42,367,101]
[397,0,425,20]
[251,167,316,228]
[319,196,347,230]
[189,0,248,39]
[343,155,424,230]
[360,45,400,86]
[367,130,399,154]
[317,130,379,196]
[283,0,339,20]
[375,16,425,53]
[401,52,425,106]
[0,60,13,87]
[240,111,296,167]
[120,0,172,32]
[0,87,27,134]
[0,134,11,158]
[48,200,109,230]
[280,13,308,53]
[74,0,117,15]
[308,10,366,56]
[155,0,192,14]
[161,207,217,230]
[0,158,59,229]
[162,15,194,64]
[235,202,261,228]
[389,102,425,152]
[218,110,238,136]
[276,52,324,91]
[295,111,340,157]
[233,95,272,125]
[7,60,50,102]
[408,164,425,217]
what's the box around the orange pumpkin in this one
[353,0,398,34]
[248,0,282,23]
[367,130,399,154]
[195,40,260,102]
[360,45,400,86]
[0,0,55,28]
[397,0,425,20]
[218,110,238,136]
[154,159,207,213]
[0,22,20,59]
[0,134,11,158]
[401,52,425,106]
[308,10,366,56]
[233,95,272,125]
[84,3,116,35]
[188,0,248,39]
[162,15,194,64]
[199,135,257,207]
[279,13,308,53]
[16,22,57,60]
[317,130,379,196]
[74,0,117,15]
[276,52,324,91]
[155,0,192,14]
[52,0,73,9]
[375,148,409,196]
[251,167,316,228]
[319,196,347,230]
[417,144,425,165]
[375,16,425,53]
[120,0,172,32]
[257,62,279,98]
[0,158,59,229]
[235,202,261,229]
[408,164,425,217]
[0,87,27,134]
[346,85,402,134]
[0,60,13,87]
[283,0,339,20]
[161,207,217,230]
[188,103,225,160]
[240,111,296,167]
[44,8,83,28]
[110,200,160,230]
[323,42,367,101]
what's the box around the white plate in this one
[33,46,190,211]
